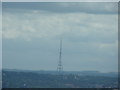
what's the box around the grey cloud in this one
[3,2,118,14]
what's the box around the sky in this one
[2,2,118,72]
[0,2,2,70]
[2,0,119,2]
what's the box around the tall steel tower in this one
[57,39,63,72]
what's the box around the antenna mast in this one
[57,39,63,73]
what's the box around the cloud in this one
[3,10,117,42]
[3,10,118,57]
[3,2,118,14]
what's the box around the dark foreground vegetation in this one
[2,70,118,88]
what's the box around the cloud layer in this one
[3,2,118,14]
[3,11,118,41]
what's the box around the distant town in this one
[2,69,118,88]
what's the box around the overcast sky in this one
[2,2,118,72]
[0,2,1,70]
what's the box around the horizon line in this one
[2,68,118,73]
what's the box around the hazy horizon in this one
[2,68,119,73]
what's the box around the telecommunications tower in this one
[57,39,63,73]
